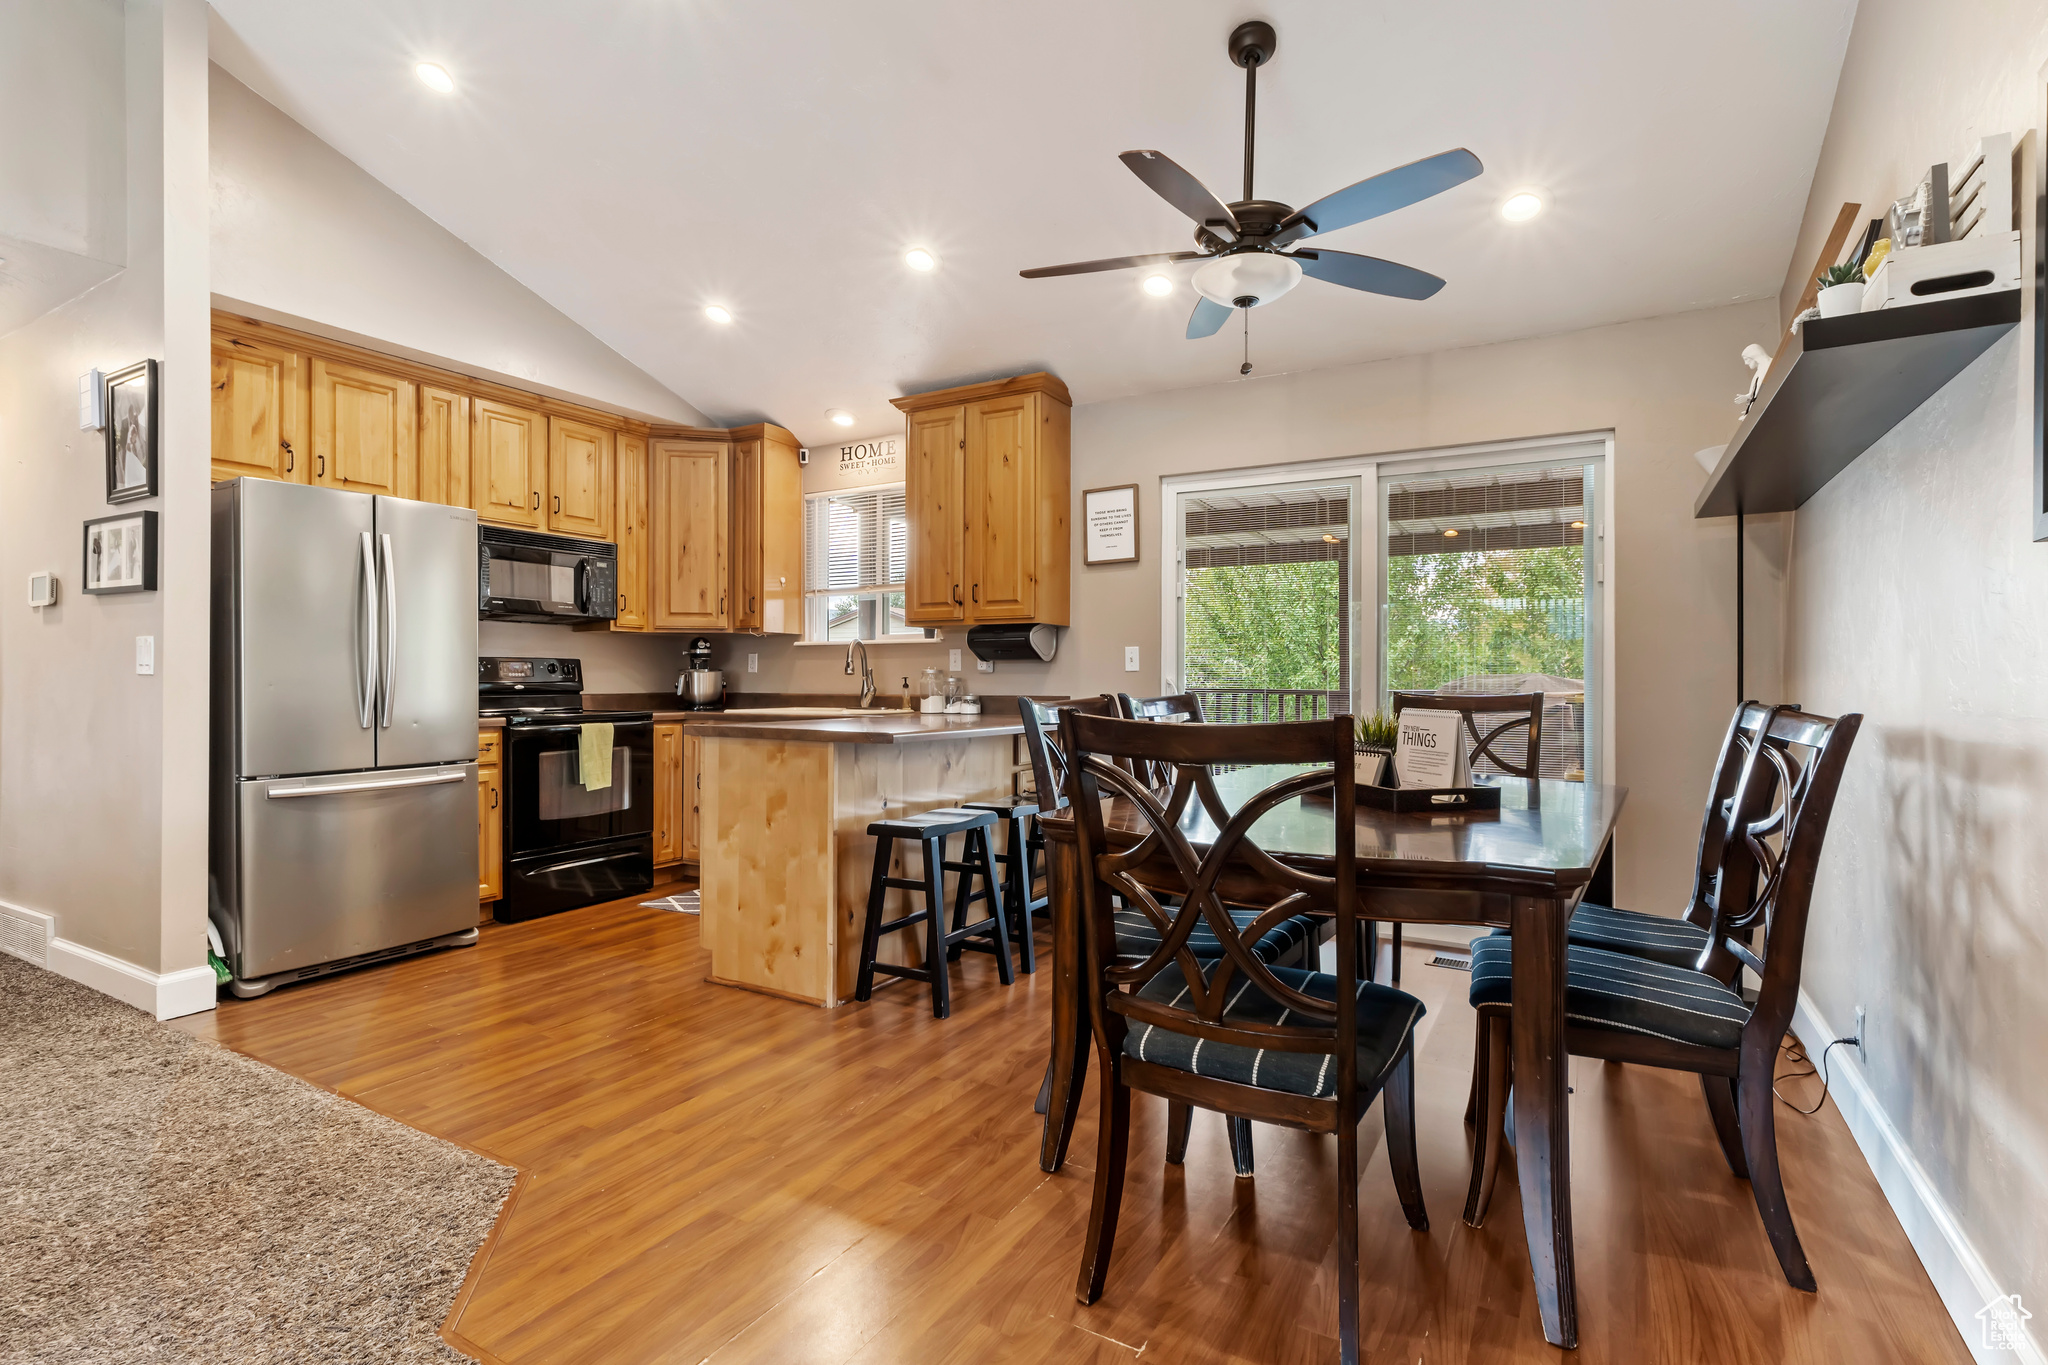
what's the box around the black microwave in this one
[478,525,617,623]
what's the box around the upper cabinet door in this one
[548,416,613,540]
[212,334,307,484]
[652,438,729,629]
[472,398,546,529]
[417,386,471,509]
[964,394,1036,621]
[730,437,762,629]
[614,432,649,630]
[905,405,966,623]
[310,358,417,498]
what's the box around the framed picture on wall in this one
[83,511,158,595]
[105,359,158,504]
[1083,484,1140,565]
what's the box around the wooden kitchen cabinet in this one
[310,357,417,497]
[651,438,729,629]
[895,374,1071,627]
[548,416,613,540]
[728,424,803,633]
[683,732,702,862]
[473,397,547,530]
[211,333,308,484]
[654,722,685,866]
[613,431,649,630]
[417,386,471,509]
[478,729,503,905]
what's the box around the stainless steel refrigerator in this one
[210,478,481,997]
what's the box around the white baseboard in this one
[1792,991,2038,1364]
[47,937,217,1021]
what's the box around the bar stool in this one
[854,807,1011,1019]
[964,796,1046,973]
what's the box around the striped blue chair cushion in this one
[1113,906,1318,965]
[1121,963,1424,1099]
[1565,902,1713,969]
[1467,934,1748,1050]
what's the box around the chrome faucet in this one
[845,639,875,708]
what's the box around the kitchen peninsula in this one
[694,707,1032,1006]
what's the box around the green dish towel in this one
[578,722,614,791]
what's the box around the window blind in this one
[804,486,908,595]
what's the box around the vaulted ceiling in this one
[208,0,1854,445]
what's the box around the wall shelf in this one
[1694,289,2020,518]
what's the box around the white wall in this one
[208,66,709,428]
[739,302,1787,916]
[0,0,212,1015]
[1779,0,2048,1349]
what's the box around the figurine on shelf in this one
[1735,343,1774,416]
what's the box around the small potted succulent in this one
[1354,710,1399,788]
[1815,261,1865,318]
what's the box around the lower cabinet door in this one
[478,761,503,902]
[654,723,684,866]
[682,732,702,862]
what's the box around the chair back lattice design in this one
[1059,713,1363,1085]
[1699,705,1861,1048]
[1679,701,1791,940]
[1114,693,1207,788]
[1017,695,1117,813]
[1390,691,1544,779]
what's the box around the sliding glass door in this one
[1172,476,1362,721]
[1378,455,1601,779]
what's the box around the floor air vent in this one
[1427,952,1472,972]
[0,903,53,968]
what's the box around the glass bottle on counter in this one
[918,667,944,713]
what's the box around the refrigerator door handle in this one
[358,531,379,729]
[379,531,397,727]
[266,770,468,799]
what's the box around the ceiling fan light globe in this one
[1191,252,1302,309]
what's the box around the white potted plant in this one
[1815,261,1864,318]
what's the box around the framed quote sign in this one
[1083,483,1139,565]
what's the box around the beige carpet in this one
[0,953,514,1363]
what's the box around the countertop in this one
[479,717,505,730]
[685,710,1027,745]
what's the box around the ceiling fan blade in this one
[1186,296,1233,339]
[1019,251,1203,279]
[1120,151,1240,237]
[1271,148,1483,246]
[1292,248,1445,300]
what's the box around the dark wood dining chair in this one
[1384,690,1546,985]
[1021,695,1320,1178]
[1114,691,1204,789]
[1463,704,1861,1294]
[1062,711,1427,1365]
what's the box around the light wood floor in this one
[177,894,1969,1364]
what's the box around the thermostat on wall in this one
[28,572,57,608]
[79,370,104,430]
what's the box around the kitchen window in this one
[803,484,927,642]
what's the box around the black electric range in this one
[480,657,655,922]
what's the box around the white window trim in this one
[1157,430,1616,787]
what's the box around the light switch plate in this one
[135,635,155,675]
[948,648,961,671]
[746,653,758,674]
[1124,645,1141,672]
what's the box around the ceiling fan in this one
[1020,20,1482,347]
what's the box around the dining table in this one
[1034,765,1627,1350]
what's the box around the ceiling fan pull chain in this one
[1241,308,1253,377]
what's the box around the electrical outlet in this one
[746,653,758,674]
[135,635,155,675]
[948,648,961,671]
[1124,645,1141,672]
[1854,1005,1866,1064]
[976,659,994,673]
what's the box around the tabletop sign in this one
[1083,484,1140,565]
[1395,709,1470,790]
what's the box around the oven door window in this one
[508,725,654,853]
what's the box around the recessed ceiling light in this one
[904,247,937,272]
[415,62,454,93]
[703,305,732,325]
[1142,274,1174,297]
[1500,191,1545,223]
[827,409,854,427]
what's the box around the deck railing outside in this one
[1188,687,1347,725]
